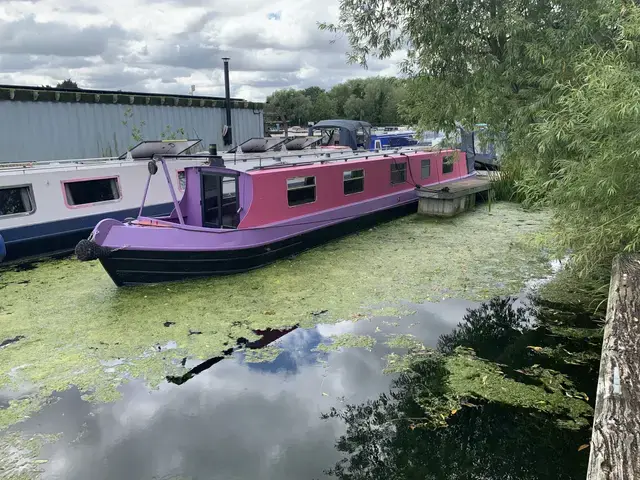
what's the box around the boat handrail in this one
[0,156,119,168]
[220,145,442,167]
[0,155,208,173]
[245,147,451,171]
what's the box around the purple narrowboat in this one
[76,149,474,286]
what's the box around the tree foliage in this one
[264,89,312,136]
[56,78,80,90]
[520,8,640,273]
[321,0,640,275]
[266,77,407,127]
[322,297,598,479]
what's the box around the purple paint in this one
[138,172,153,219]
[159,158,185,225]
[85,150,474,283]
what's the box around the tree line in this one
[264,77,407,133]
[40,79,81,90]
[322,0,640,280]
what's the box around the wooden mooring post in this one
[416,176,492,218]
[587,255,640,479]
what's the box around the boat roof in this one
[312,119,372,131]
[371,131,416,138]
[119,139,202,159]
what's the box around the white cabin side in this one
[0,159,203,230]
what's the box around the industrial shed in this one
[0,85,264,162]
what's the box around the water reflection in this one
[322,296,600,479]
[167,326,298,385]
[8,299,469,480]
[2,296,599,480]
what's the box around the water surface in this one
[2,203,589,479]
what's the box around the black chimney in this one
[222,57,232,146]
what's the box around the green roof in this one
[0,84,264,110]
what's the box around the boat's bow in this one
[75,218,123,262]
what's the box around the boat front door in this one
[201,172,239,228]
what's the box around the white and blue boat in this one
[0,140,208,264]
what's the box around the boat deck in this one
[417,176,491,200]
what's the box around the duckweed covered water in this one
[0,204,551,436]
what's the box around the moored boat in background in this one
[0,140,207,263]
[77,146,474,286]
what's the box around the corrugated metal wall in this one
[0,101,264,162]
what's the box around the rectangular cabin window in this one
[421,159,431,179]
[177,171,186,191]
[64,177,120,206]
[343,169,364,195]
[442,155,454,174]
[0,185,35,216]
[287,176,316,206]
[390,162,406,184]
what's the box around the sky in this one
[0,0,404,102]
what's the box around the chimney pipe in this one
[222,57,232,146]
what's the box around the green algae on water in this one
[0,203,552,434]
[382,345,593,430]
[384,334,425,350]
[243,345,283,363]
[315,333,377,352]
[0,432,60,479]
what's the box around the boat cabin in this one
[150,149,470,231]
[370,131,419,150]
[310,120,372,150]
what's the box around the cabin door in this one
[201,172,240,229]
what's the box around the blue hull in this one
[0,202,173,264]
[0,233,5,262]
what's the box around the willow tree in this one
[321,0,615,135]
[521,6,640,274]
[320,0,640,275]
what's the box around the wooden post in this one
[587,255,640,479]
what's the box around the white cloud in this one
[0,0,403,101]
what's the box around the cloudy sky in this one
[0,0,404,101]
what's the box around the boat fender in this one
[75,239,114,262]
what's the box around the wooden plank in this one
[587,254,640,479]
[417,177,491,200]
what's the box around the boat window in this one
[287,176,316,206]
[0,185,35,216]
[356,127,366,148]
[374,139,382,150]
[202,173,239,228]
[343,169,365,195]
[421,159,431,179]
[64,177,121,206]
[177,171,186,191]
[390,162,406,184]
[442,155,454,174]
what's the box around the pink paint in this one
[238,150,466,228]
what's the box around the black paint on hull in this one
[100,201,418,286]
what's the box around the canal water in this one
[0,204,602,479]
